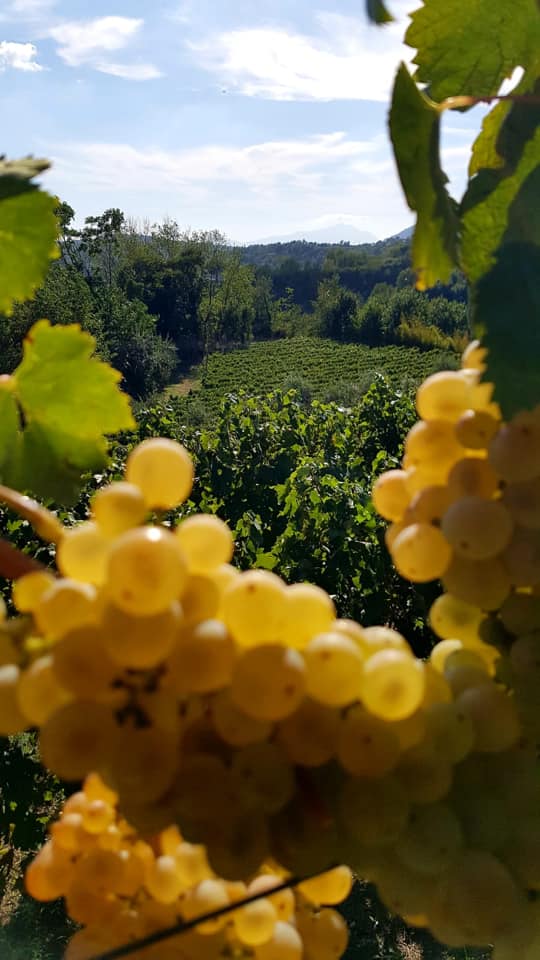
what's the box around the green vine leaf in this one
[0,158,60,315]
[389,63,459,290]
[460,90,540,283]
[406,0,540,102]
[472,167,540,417]
[366,0,393,25]
[0,321,135,502]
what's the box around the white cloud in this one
[97,62,162,81]
[49,133,380,193]
[0,40,43,71]
[192,11,412,102]
[169,2,193,24]
[49,15,161,80]
[50,16,143,67]
[0,0,57,20]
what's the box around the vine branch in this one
[0,538,45,580]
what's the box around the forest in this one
[0,204,467,400]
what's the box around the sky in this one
[0,0,484,243]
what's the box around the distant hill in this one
[252,224,378,245]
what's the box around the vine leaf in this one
[389,63,459,290]
[406,0,540,102]
[0,321,135,503]
[0,158,59,314]
[365,0,393,25]
[460,85,540,283]
[472,167,540,417]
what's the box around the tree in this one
[313,275,361,341]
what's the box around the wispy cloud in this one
[0,40,43,71]
[49,133,380,194]
[49,15,161,79]
[98,62,162,81]
[0,0,57,20]
[169,2,193,25]
[192,12,411,102]
[50,16,143,67]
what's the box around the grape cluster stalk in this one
[0,349,538,958]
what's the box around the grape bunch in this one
[0,434,538,956]
[28,772,351,960]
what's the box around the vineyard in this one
[173,339,457,416]
[0,1,539,960]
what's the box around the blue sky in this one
[1,0,483,242]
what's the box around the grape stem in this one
[0,538,46,580]
[87,869,336,960]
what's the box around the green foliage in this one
[389,65,459,290]
[1,321,134,503]
[0,159,59,315]
[406,0,540,102]
[365,0,393,25]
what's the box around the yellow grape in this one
[296,909,348,960]
[384,521,408,552]
[91,481,147,536]
[390,709,427,750]
[255,921,303,960]
[424,702,475,764]
[361,626,410,654]
[499,591,540,634]
[17,654,71,725]
[176,514,234,572]
[25,841,75,901]
[416,371,472,422]
[106,526,187,616]
[277,697,340,766]
[429,593,485,645]
[430,639,464,673]
[339,774,409,846]
[421,663,452,707]
[433,850,524,946]
[397,744,452,804]
[231,741,294,814]
[447,457,499,499]
[211,689,272,747]
[441,496,513,560]
[247,875,295,922]
[404,485,453,525]
[0,664,28,734]
[182,878,230,932]
[125,438,194,509]
[52,626,120,700]
[101,601,182,670]
[503,476,540,530]
[222,570,287,647]
[39,702,117,781]
[361,649,425,721]
[456,683,521,752]
[338,705,401,777]
[56,522,110,586]
[442,555,510,610]
[461,339,487,372]
[396,803,463,876]
[167,619,235,695]
[372,470,411,522]
[182,573,220,624]
[304,631,363,707]
[489,414,540,483]
[174,843,213,887]
[233,898,278,946]
[391,523,452,582]
[35,580,98,638]
[281,583,336,649]
[231,644,306,721]
[144,855,185,904]
[455,409,499,449]
[502,526,540,586]
[12,570,56,613]
[298,866,353,905]
[405,419,463,468]
[107,724,179,805]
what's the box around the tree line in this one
[0,204,468,399]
